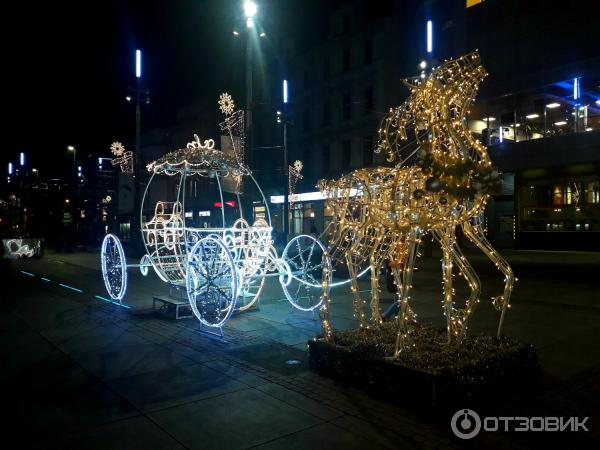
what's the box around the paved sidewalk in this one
[1,248,599,448]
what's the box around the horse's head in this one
[377,51,487,164]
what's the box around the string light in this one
[102,93,331,325]
[317,52,515,357]
[110,142,133,173]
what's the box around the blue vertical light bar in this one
[573,77,580,100]
[20,152,25,166]
[283,79,289,104]
[426,20,433,54]
[8,162,13,175]
[136,49,142,78]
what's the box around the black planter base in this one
[308,324,539,408]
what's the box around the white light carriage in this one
[101,94,331,330]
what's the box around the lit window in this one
[466,0,484,7]
[552,185,562,206]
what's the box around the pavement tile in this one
[254,422,389,450]
[255,383,343,421]
[149,388,322,450]
[108,363,248,412]
[69,342,196,381]
[5,379,139,443]
[204,360,270,387]
[330,414,433,449]
[46,415,186,450]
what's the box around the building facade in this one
[271,0,600,250]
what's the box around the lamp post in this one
[276,79,291,241]
[67,145,76,166]
[234,1,265,171]
[244,1,256,169]
[126,49,149,253]
[66,145,77,250]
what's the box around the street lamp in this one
[244,1,257,18]
[280,79,291,241]
[125,48,150,253]
[67,145,76,165]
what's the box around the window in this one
[363,136,373,166]
[342,13,350,33]
[364,86,374,115]
[585,182,599,204]
[466,0,484,7]
[303,108,310,132]
[322,143,331,170]
[343,49,351,72]
[342,92,352,121]
[323,59,330,80]
[322,99,331,126]
[303,147,311,177]
[342,140,351,169]
[364,39,373,64]
[552,185,562,206]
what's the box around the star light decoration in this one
[289,160,303,206]
[218,92,236,116]
[218,93,246,174]
[110,141,133,173]
[317,52,516,358]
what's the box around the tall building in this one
[277,0,599,250]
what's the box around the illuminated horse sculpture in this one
[318,52,515,356]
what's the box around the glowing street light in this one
[426,20,433,53]
[136,49,142,78]
[283,79,289,104]
[244,1,257,18]
[19,152,25,166]
[67,145,76,165]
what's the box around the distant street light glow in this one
[244,1,257,18]
[8,162,13,175]
[67,145,75,151]
[525,113,540,119]
[233,30,239,36]
[20,152,25,166]
[259,31,266,37]
[283,79,288,104]
[419,60,427,69]
[136,49,142,78]
[546,102,560,109]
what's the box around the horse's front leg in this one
[393,226,421,358]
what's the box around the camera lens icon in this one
[451,409,481,439]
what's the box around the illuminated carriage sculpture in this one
[100,94,330,329]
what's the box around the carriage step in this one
[153,295,193,320]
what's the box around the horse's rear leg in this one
[462,221,515,337]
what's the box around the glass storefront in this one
[467,77,600,147]
[520,178,599,232]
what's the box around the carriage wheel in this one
[281,234,330,311]
[100,234,128,301]
[186,236,238,327]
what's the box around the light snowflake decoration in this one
[218,92,235,116]
[110,141,133,173]
[293,160,303,173]
[289,160,303,207]
[110,142,126,157]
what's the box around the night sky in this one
[4,0,325,178]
